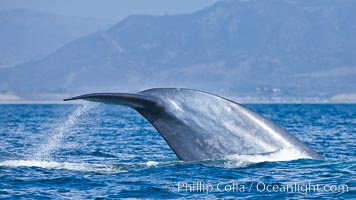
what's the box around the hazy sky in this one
[0,0,219,21]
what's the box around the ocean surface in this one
[0,103,354,199]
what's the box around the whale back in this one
[64,88,323,161]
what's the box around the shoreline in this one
[1,101,355,105]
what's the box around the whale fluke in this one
[64,88,324,161]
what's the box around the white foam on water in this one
[146,161,159,167]
[0,160,125,173]
[223,148,311,168]
[33,102,98,161]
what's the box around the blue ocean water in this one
[0,103,354,199]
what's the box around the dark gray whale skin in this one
[64,88,324,161]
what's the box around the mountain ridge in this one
[1,0,355,102]
[0,9,113,67]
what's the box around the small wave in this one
[145,161,159,167]
[0,160,126,173]
[223,148,312,168]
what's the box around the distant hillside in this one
[1,0,356,102]
[0,9,113,67]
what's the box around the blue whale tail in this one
[64,88,324,161]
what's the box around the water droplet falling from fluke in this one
[34,102,98,161]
